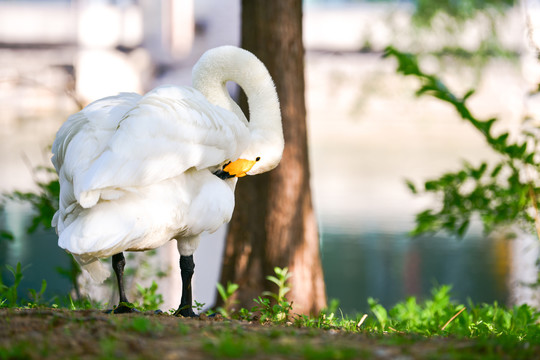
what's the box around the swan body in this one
[51,46,283,314]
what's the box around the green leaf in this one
[490,163,503,177]
[494,133,509,146]
[0,230,14,241]
[216,283,227,301]
[405,179,418,194]
[463,89,475,101]
[266,275,281,287]
[424,181,439,191]
[476,118,496,136]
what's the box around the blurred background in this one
[0,0,539,314]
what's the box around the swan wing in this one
[73,85,249,208]
[52,92,143,233]
[52,92,143,173]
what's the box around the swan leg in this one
[174,255,197,317]
[112,252,137,314]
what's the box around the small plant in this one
[193,299,206,313]
[27,279,47,307]
[136,280,164,311]
[263,266,291,303]
[0,263,26,307]
[252,267,293,323]
[237,307,253,320]
[367,297,389,332]
[216,281,239,317]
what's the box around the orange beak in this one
[222,159,258,178]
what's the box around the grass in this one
[1,265,540,359]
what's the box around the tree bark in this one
[218,0,327,315]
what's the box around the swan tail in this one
[73,255,111,283]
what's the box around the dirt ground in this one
[0,308,536,360]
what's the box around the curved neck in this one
[191,46,282,142]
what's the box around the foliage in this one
[215,267,294,323]
[0,263,26,308]
[216,281,239,317]
[136,281,164,311]
[0,262,50,309]
[413,0,515,26]
[263,266,291,303]
[401,0,520,68]
[365,285,540,347]
[384,46,540,237]
[253,267,293,323]
[253,296,293,324]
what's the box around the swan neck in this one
[192,47,280,133]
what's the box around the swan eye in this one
[223,161,231,170]
[255,157,261,161]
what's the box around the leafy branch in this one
[384,46,540,237]
[1,166,59,235]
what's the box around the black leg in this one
[112,252,136,314]
[174,255,197,317]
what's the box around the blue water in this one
[0,207,72,300]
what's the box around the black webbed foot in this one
[112,302,140,314]
[174,306,198,318]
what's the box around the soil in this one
[0,308,535,359]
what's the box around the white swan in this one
[51,46,284,316]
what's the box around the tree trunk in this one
[218,0,327,315]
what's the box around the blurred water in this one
[321,229,509,314]
[0,204,72,300]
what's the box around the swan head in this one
[214,137,284,179]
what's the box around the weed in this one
[27,279,47,307]
[253,296,293,324]
[252,267,294,323]
[368,297,389,331]
[0,263,26,307]
[215,268,295,322]
[263,266,291,303]
[193,299,206,313]
[216,281,239,317]
[136,280,163,311]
